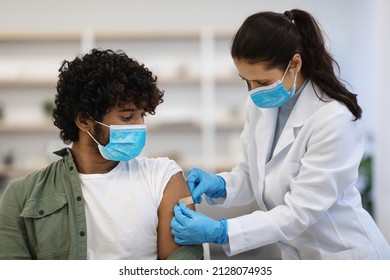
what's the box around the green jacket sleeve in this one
[166,245,204,260]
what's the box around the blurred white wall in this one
[0,0,388,241]
[374,0,390,244]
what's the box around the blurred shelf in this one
[0,77,57,87]
[0,76,201,87]
[0,74,202,86]
[0,164,45,178]
[0,118,244,134]
[156,75,201,85]
[147,119,244,132]
[0,121,203,134]
[0,29,235,41]
[215,75,242,85]
[94,30,201,40]
[215,118,244,130]
[147,121,201,131]
[0,74,244,87]
[0,121,57,133]
[0,32,82,42]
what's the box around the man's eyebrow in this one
[118,108,137,112]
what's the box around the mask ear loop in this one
[86,113,108,146]
[87,114,110,128]
[292,71,298,85]
[289,72,298,94]
[281,60,292,82]
[281,60,298,93]
[86,131,103,146]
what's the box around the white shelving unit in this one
[0,29,247,186]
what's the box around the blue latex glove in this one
[171,202,228,245]
[186,167,226,204]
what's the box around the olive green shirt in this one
[0,148,203,260]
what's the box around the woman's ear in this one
[75,113,92,132]
[290,53,302,73]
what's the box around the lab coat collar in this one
[271,81,322,159]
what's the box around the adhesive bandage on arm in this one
[179,196,194,205]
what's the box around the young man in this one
[0,49,203,260]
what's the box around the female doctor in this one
[171,9,390,259]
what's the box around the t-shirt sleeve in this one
[142,157,183,207]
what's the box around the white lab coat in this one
[215,81,390,259]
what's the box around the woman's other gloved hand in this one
[186,167,226,204]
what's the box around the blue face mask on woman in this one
[87,119,146,161]
[249,61,297,108]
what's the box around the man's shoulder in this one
[132,156,180,169]
[5,159,66,199]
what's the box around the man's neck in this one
[70,141,119,174]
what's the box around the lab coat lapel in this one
[252,108,278,209]
[255,106,278,185]
[271,82,320,159]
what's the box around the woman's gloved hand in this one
[171,202,228,245]
[186,167,226,204]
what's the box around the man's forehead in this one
[115,102,138,111]
[115,105,145,113]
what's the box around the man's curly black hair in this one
[53,48,164,144]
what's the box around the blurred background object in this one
[0,0,389,258]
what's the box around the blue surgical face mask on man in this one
[249,61,298,108]
[87,119,146,161]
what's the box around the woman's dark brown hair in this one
[231,9,362,120]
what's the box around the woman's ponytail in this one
[291,9,362,120]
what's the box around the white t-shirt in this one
[78,157,182,260]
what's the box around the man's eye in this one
[256,81,268,86]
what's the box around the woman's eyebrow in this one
[238,74,267,83]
